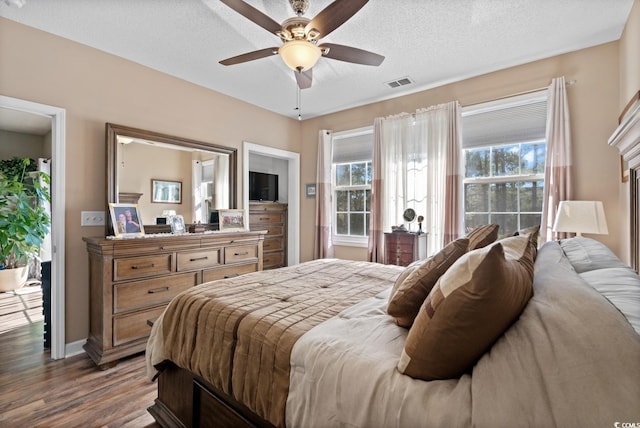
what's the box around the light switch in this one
[81,211,106,226]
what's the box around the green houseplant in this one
[0,157,50,291]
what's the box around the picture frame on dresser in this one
[108,203,145,237]
[219,209,247,231]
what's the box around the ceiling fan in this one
[218,0,385,89]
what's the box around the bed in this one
[146,234,640,428]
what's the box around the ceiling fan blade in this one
[294,69,313,89]
[306,0,368,39]
[219,47,278,66]
[320,43,384,66]
[219,0,281,35]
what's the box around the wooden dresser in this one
[249,202,287,270]
[83,231,265,369]
[385,232,427,266]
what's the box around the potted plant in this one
[0,157,50,292]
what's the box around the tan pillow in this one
[397,235,535,381]
[387,238,469,328]
[513,225,540,259]
[466,224,499,250]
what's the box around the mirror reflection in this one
[106,123,237,234]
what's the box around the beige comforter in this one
[146,258,403,428]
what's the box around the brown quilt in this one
[152,259,403,428]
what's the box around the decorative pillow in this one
[466,224,499,250]
[387,238,469,328]
[397,235,535,381]
[513,225,540,259]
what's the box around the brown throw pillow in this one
[387,238,469,328]
[466,224,499,250]
[397,235,535,381]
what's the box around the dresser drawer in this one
[262,225,284,236]
[113,306,165,346]
[113,272,198,313]
[386,242,415,254]
[113,254,173,281]
[177,249,221,271]
[250,213,282,224]
[225,245,258,263]
[263,252,285,268]
[263,237,284,252]
[203,263,257,282]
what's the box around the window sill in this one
[332,235,368,248]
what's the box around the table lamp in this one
[552,200,609,237]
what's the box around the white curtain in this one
[192,160,203,223]
[541,76,573,243]
[314,130,334,259]
[369,102,461,259]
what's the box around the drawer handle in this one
[234,251,249,256]
[190,256,208,261]
[224,274,240,278]
[148,286,169,294]
[132,263,155,270]
[259,217,270,220]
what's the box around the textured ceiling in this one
[0,0,634,120]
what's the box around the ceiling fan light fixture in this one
[279,40,321,72]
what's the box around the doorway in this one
[243,142,300,265]
[0,95,66,360]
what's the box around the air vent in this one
[385,76,414,88]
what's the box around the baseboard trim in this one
[65,338,86,357]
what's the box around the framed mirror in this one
[106,123,237,235]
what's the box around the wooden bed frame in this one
[148,362,276,428]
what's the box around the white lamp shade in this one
[552,200,609,235]
[278,40,321,71]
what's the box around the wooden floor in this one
[0,286,160,427]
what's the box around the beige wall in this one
[0,18,299,344]
[300,41,625,263]
[0,130,47,160]
[119,143,193,224]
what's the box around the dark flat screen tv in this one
[249,171,279,201]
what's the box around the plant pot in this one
[0,266,29,292]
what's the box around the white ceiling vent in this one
[385,76,414,89]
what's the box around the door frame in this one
[243,142,300,265]
[0,95,66,359]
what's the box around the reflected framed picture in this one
[109,203,145,238]
[219,209,247,231]
[151,179,182,204]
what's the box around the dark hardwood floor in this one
[0,286,160,427]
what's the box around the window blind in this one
[332,130,373,163]
[462,91,548,149]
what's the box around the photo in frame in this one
[109,203,145,237]
[151,179,182,204]
[306,183,316,198]
[170,214,186,234]
[219,209,247,231]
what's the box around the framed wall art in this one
[151,179,182,204]
[109,203,145,237]
[219,209,247,231]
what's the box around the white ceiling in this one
[0,0,634,121]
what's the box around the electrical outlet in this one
[81,211,106,226]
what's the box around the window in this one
[331,127,373,246]
[462,92,547,237]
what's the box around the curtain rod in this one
[462,79,577,108]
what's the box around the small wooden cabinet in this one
[385,232,427,266]
[83,231,265,368]
[249,202,287,270]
